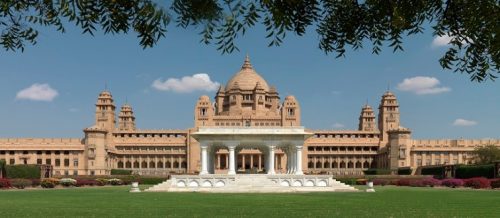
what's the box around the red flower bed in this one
[421,178,441,187]
[75,179,98,187]
[372,179,390,186]
[397,179,411,186]
[464,177,490,189]
[0,178,11,189]
[491,179,500,189]
[441,179,464,188]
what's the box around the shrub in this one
[107,178,123,186]
[139,177,166,185]
[372,179,390,186]
[441,179,464,188]
[41,178,59,188]
[421,178,441,187]
[363,168,391,175]
[397,179,411,186]
[95,178,107,186]
[30,179,41,187]
[464,177,490,189]
[455,165,495,179]
[10,179,32,189]
[5,164,41,179]
[0,178,11,188]
[491,179,500,189]
[0,159,6,178]
[337,178,357,185]
[59,178,77,187]
[75,179,98,187]
[356,179,367,185]
[398,168,412,175]
[409,179,424,187]
[421,166,445,179]
[110,169,132,175]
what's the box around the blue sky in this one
[0,23,498,139]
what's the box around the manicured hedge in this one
[5,165,41,179]
[110,169,132,175]
[398,168,412,175]
[139,177,167,185]
[363,168,391,175]
[455,164,495,179]
[421,166,444,178]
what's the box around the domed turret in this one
[118,103,135,131]
[226,55,270,92]
[359,103,376,131]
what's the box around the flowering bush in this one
[397,179,411,186]
[421,178,441,187]
[10,179,32,189]
[95,178,107,186]
[41,178,60,188]
[464,177,490,189]
[75,179,98,187]
[372,179,390,186]
[0,178,11,188]
[108,178,123,186]
[31,179,41,187]
[441,179,464,188]
[491,179,500,189]
[409,179,424,187]
[59,178,77,187]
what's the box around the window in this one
[73,159,79,167]
[36,151,42,155]
[55,159,61,167]
[64,159,70,167]
[90,171,95,176]
[45,151,51,155]
[200,108,207,116]
[9,151,14,155]
[37,159,42,164]
[9,159,15,164]
[64,170,69,176]
[64,151,69,155]
[73,170,78,176]
[287,108,294,116]
[23,151,29,155]
[55,151,60,155]
[0,151,5,155]
[46,159,51,165]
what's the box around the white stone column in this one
[228,146,236,175]
[290,147,296,174]
[200,144,208,175]
[268,146,275,175]
[295,146,303,175]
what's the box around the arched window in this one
[125,161,132,168]
[133,161,139,168]
[166,161,171,168]
[149,161,155,168]
[117,161,124,168]
[355,161,362,168]
[315,161,322,168]
[173,161,179,168]
[363,161,370,169]
[157,161,164,168]
[340,161,346,168]
[181,161,187,168]
[348,161,354,168]
[308,161,314,168]
[323,161,330,169]
[141,161,147,168]
[332,161,338,168]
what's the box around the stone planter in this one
[366,181,375,192]
[130,182,141,193]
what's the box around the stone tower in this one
[358,104,376,131]
[378,91,400,143]
[83,90,116,175]
[281,96,301,126]
[118,103,136,131]
[194,95,214,127]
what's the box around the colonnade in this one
[199,144,303,175]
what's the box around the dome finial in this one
[242,54,252,69]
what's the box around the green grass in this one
[0,186,498,217]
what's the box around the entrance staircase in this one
[145,174,357,193]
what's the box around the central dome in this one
[226,56,270,92]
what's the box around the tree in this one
[1,0,498,82]
[472,145,500,164]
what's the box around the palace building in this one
[1,56,499,177]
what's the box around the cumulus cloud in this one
[332,123,345,129]
[397,76,451,95]
[432,34,454,47]
[152,73,220,93]
[16,83,59,101]
[453,119,478,127]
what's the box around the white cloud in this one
[432,34,454,47]
[332,123,345,129]
[152,73,220,93]
[453,119,478,127]
[397,76,451,95]
[16,83,59,101]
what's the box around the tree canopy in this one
[472,145,500,164]
[1,0,498,82]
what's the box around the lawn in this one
[0,186,498,217]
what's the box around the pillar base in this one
[227,171,236,175]
[294,171,304,175]
[199,171,209,175]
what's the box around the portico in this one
[191,127,312,175]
